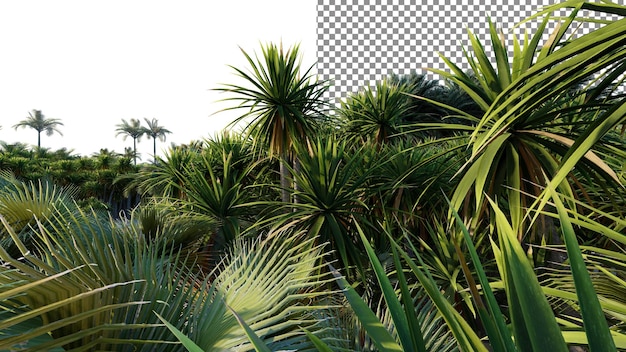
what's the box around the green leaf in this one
[227,305,272,352]
[489,198,568,352]
[355,222,423,352]
[447,195,516,351]
[391,243,427,352]
[547,185,616,351]
[155,312,203,352]
[329,264,403,352]
[303,328,335,352]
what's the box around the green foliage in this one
[0,145,140,215]
[217,42,329,158]
[123,145,201,199]
[418,3,626,235]
[260,137,373,278]
[217,42,330,203]
[0,201,343,350]
[2,3,626,351]
[339,79,412,146]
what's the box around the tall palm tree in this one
[115,118,145,165]
[216,42,329,203]
[142,118,171,163]
[12,109,63,148]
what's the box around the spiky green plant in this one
[410,1,626,239]
[257,136,373,279]
[216,42,330,203]
[338,79,412,147]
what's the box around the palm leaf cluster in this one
[0,185,344,350]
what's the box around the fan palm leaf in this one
[186,230,346,351]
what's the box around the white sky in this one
[0,0,317,159]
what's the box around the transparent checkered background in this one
[317,0,618,102]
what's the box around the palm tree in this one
[12,109,63,148]
[216,42,329,203]
[115,118,145,165]
[142,118,171,163]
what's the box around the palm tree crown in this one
[142,118,171,163]
[13,109,63,148]
[115,118,145,165]
[216,42,329,202]
[218,42,329,157]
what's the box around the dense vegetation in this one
[1,1,625,351]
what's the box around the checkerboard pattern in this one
[317,0,618,102]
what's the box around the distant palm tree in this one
[115,118,145,165]
[142,118,171,163]
[13,110,63,148]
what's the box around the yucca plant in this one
[121,144,203,199]
[413,1,626,241]
[366,139,462,237]
[176,149,259,247]
[216,42,330,203]
[338,79,413,147]
[203,131,261,182]
[256,136,374,280]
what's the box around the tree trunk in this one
[292,157,300,204]
[133,138,137,165]
[279,158,290,203]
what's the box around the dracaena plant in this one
[338,79,413,147]
[254,136,374,280]
[216,42,330,204]
[410,1,626,241]
[330,188,626,351]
